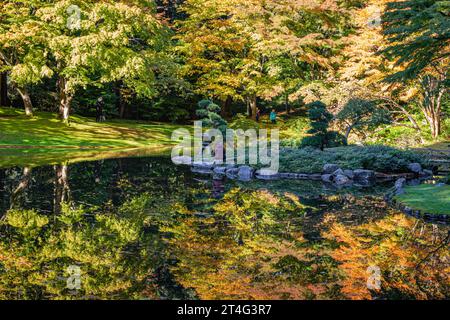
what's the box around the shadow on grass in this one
[0,107,184,148]
[0,146,173,169]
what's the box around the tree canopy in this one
[0,0,448,140]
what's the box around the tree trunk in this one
[221,96,232,118]
[248,95,257,120]
[10,167,32,209]
[345,125,354,143]
[114,81,126,118]
[58,77,72,122]
[426,108,442,139]
[285,93,290,114]
[0,72,10,106]
[376,96,421,131]
[16,87,33,116]
[54,164,70,214]
[421,75,445,139]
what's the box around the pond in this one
[0,155,448,300]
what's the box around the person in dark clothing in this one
[255,108,261,122]
[96,97,104,122]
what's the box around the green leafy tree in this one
[382,0,449,138]
[337,98,392,143]
[177,0,350,119]
[0,1,52,116]
[301,101,344,150]
[30,0,169,122]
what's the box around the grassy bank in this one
[395,184,450,215]
[0,107,446,171]
[0,107,183,167]
[0,146,171,168]
[0,107,182,148]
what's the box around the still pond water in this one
[0,156,448,300]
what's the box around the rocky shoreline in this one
[174,156,448,223]
[173,156,433,186]
[388,198,449,223]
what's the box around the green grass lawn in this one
[0,107,183,148]
[395,184,450,215]
[0,146,171,168]
[0,107,184,167]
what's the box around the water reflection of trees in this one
[0,159,448,300]
[164,190,449,300]
[10,167,32,210]
[324,214,449,300]
[54,165,70,214]
[1,198,146,298]
[164,188,335,300]
[0,159,198,299]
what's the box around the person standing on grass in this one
[255,108,261,122]
[96,97,104,122]
[270,109,277,124]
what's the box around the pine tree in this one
[196,99,228,135]
[301,101,344,150]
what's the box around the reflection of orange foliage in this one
[326,222,384,300]
[324,214,450,300]
[165,189,319,300]
[165,188,449,300]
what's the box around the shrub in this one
[280,138,303,148]
[276,145,430,174]
[4,209,49,237]
[229,114,260,131]
[367,125,429,147]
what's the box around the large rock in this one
[395,178,406,190]
[321,174,333,183]
[295,174,311,180]
[212,173,224,181]
[353,169,376,183]
[193,161,215,170]
[333,168,345,176]
[343,170,354,179]
[225,167,239,179]
[407,163,422,174]
[237,166,254,181]
[213,166,227,175]
[323,164,340,174]
[309,174,323,181]
[255,169,279,180]
[335,174,350,185]
[191,167,212,175]
[420,169,433,177]
[394,178,406,195]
